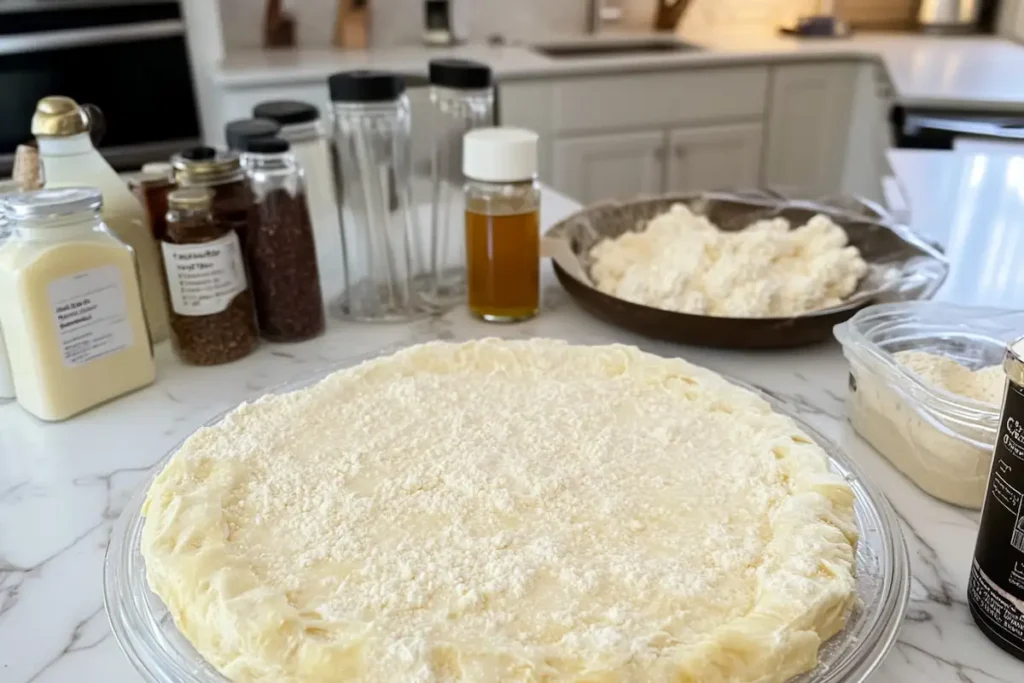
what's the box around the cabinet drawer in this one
[552,67,768,134]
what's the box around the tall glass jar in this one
[463,128,541,323]
[0,198,13,400]
[253,100,343,302]
[242,137,325,342]
[424,58,495,309]
[328,70,425,321]
[0,187,156,421]
[162,188,259,365]
[171,147,253,249]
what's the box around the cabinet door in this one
[552,131,666,204]
[666,123,764,193]
[763,63,857,196]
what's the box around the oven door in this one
[0,1,201,174]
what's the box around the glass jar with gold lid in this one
[171,146,253,248]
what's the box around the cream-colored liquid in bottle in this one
[0,188,156,421]
[33,96,169,342]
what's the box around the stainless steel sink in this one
[531,39,700,59]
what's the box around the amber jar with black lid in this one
[161,187,259,366]
[171,146,253,248]
[242,136,325,342]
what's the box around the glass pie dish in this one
[104,353,911,683]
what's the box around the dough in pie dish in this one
[141,339,858,683]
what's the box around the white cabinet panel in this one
[666,123,763,193]
[552,67,769,133]
[763,63,857,196]
[552,131,666,204]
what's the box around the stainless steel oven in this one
[0,0,200,175]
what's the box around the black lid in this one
[245,137,291,154]
[252,100,320,125]
[225,118,281,151]
[429,58,493,90]
[181,145,217,161]
[328,70,406,103]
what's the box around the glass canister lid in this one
[171,146,243,186]
[253,100,320,125]
[429,58,493,89]
[328,70,406,102]
[2,187,102,221]
[225,118,281,151]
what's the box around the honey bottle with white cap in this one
[463,127,541,322]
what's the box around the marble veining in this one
[4,176,1024,682]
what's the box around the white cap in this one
[463,127,538,182]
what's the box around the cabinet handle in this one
[654,147,667,163]
[674,145,685,159]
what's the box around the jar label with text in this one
[162,233,247,316]
[48,265,134,367]
[970,376,1024,660]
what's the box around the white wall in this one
[215,0,920,52]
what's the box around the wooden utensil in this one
[264,0,296,49]
[655,0,692,31]
[334,0,369,49]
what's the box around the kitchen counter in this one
[216,31,1024,112]
[3,170,1024,682]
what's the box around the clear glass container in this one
[0,197,13,399]
[254,100,344,303]
[424,59,495,308]
[242,138,325,342]
[0,187,155,421]
[171,147,253,251]
[834,301,1020,509]
[463,127,541,322]
[104,356,910,683]
[329,71,425,321]
[162,188,259,366]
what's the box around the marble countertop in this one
[217,31,1024,112]
[5,166,1024,682]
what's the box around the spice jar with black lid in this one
[225,117,281,152]
[161,187,259,366]
[171,146,253,248]
[242,137,325,342]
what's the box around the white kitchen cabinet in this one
[552,131,666,204]
[762,63,858,196]
[666,123,763,193]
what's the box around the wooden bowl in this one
[545,191,948,349]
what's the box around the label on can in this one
[970,374,1024,660]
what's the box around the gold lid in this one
[167,187,213,210]
[31,96,91,137]
[171,147,243,186]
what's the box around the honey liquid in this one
[465,208,540,321]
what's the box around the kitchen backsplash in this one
[219,0,919,51]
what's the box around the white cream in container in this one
[834,302,1019,509]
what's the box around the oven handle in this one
[0,19,184,56]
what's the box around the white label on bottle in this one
[162,233,247,316]
[48,265,134,368]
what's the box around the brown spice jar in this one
[247,186,325,341]
[162,188,260,366]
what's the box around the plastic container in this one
[104,356,909,683]
[423,58,495,308]
[834,302,1019,509]
[252,100,343,302]
[329,70,426,321]
[241,137,324,342]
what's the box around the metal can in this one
[968,335,1024,661]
